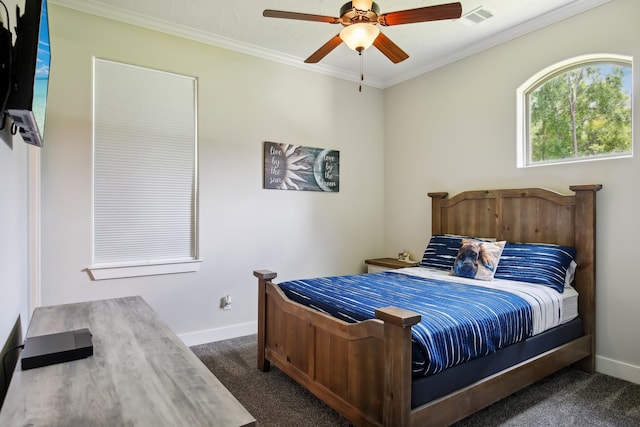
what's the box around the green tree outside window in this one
[517,54,632,167]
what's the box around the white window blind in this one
[91,59,199,278]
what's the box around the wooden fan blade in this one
[305,35,343,63]
[263,10,340,24]
[373,32,409,63]
[378,2,462,26]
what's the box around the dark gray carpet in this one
[191,335,640,426]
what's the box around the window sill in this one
[87,260,202,280]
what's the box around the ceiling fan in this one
[263,1,463,64]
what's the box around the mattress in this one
[396,267,579,325]
[277,267,577,377]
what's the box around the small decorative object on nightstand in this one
[397,249,416,263]
[365,257,419,273]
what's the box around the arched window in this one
[517,54,632,167]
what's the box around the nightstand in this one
[365,258,419,273]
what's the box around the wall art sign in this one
[263,142,340,192]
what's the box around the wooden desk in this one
[0,296,255,427]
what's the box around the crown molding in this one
[385,0,611,87]
[49,0,383,88]
[51,0,609,89]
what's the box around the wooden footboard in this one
[254,270,420,427]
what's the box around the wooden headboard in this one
[428,185,601,372]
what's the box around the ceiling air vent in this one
[460,6,493,26]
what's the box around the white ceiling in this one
[51,0,610,88]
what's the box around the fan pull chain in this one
[359,50,364,92]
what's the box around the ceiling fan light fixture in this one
[340,23,380,52]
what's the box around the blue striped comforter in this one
[278,268,563,377]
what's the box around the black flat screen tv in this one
[6,0,50,147]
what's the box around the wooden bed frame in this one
[254,185,601,427]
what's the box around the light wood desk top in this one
[0,296,255,427]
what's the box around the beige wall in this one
[41,5,385,343]
[384,0,639,383]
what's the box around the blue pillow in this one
[494,243,577,293]
[420,234,493,271]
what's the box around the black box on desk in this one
[21,328,93,370]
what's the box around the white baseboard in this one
[596,355,640,385]
[179,321,257,347]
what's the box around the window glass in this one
[517,54,632,167]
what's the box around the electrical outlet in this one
[220,295,232,310]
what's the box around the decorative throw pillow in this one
[452,240,506,281]
[420,234,495,271]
